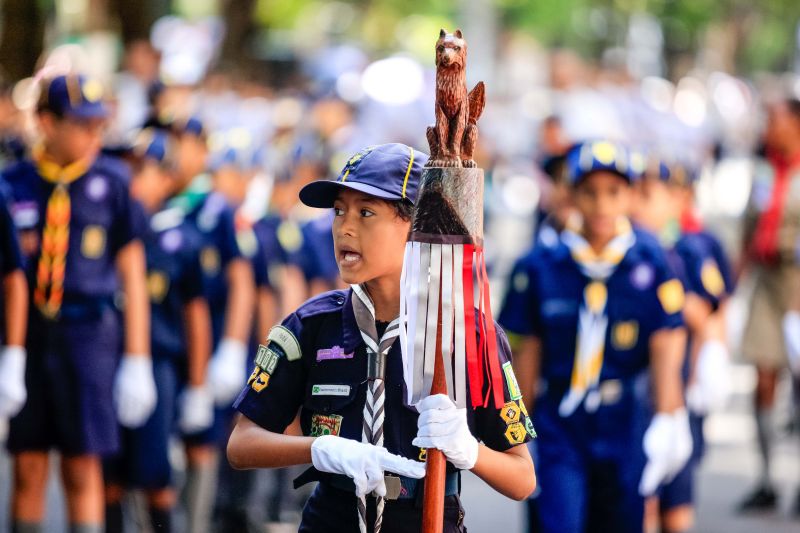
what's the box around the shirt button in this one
[336,296,345,305]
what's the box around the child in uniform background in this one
[633,158,732,533]
[1,74,156,533]
[227,143,537,533]
[164,116,255,532]
[499,141,692,533]
[104,129,215,533]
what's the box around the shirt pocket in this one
[302,379,364,438]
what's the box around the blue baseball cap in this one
[565,141,638,185]
[299,143,429,208]
[132,128,172,165]
[37,74,108,119]
[169,116,205,139]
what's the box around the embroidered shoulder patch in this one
[701,260,724,297]
[504,422,527,445]
[657,279,685,315]
[254,344,280,374]
[267,325,302,361]
[502,361,522,400]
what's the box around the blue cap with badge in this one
[299,143,429,208]
[564,140,639,185]
[37,74,108,119]
[132,128,172,165]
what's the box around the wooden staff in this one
[422,285,446,533]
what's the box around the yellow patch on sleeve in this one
[701,260,724,297]
[657,279,685,314]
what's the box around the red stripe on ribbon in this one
[478,248,504,409]
[463,243,481,408]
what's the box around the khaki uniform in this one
[741,159,800,369]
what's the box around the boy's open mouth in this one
[338,245,362,266]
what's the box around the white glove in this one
[0,346,27,418]
[639,408,693,496]
[412,394,479,471]
[311,435,426,497]
[686,340,731,415]
[178,385,214,434]
[114,354,157,428]
[209,338,248,406]
[782,311,800,376]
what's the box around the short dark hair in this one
[389,199,414,222]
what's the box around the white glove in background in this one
[114,354,158,428]
[412,394,479,470]
[209,338,248,406]
[639,408,693,496]
[782,311,800,376]
[179,384,214,434]
[686,340,731,415]
[311,435,426,497]
[0,346,27,418]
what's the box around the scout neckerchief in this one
[166,173,212,216]
[31,145,92,318]
[751,149,800,264]
[559,216,635,417]
[351,283,400,533]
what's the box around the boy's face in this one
[332,189,411,285]
[573,170,631,241]
[38,113,104,164]
[633,178,676,232]
[131,160,172,211]
[174,133,208,184]
[214,165,248,205]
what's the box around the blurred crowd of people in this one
[0,12,798,533]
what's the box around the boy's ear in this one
[36,111,58,138]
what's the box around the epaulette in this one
[295,289,348,320]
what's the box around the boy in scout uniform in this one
[104,130,215,533]
[633,158,732,533]
[1,74,156,533]
[745,99,800,514]
[227,143,537,533]
[499,141,691,533]
[165,116,255,532]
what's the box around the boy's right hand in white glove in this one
[311,435,426,497]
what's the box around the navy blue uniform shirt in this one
[142,204,206,359]
[2,155,140,301]
[235,288,534,463]
[499,229,684,384]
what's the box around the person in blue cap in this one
[0,187,28,423]
[164,115,255,532]
[227,143,536,532]
[1,73,156,533]
[632,157,732,533]
[103,129,215,533]
[499,140,692,533]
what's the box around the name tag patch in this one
[312,384,351,397]
[316,345,354,361]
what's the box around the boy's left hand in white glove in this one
[0,346,27,418]
[179,384,214,434]
[412,394,479,471]
[114,354,158,428]
[639,408,693,496]
[209,338,248,406]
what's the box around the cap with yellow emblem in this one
[299,143,429,208]
[565,140,640,185]
[37,74,108,120]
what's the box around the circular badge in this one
[160,228,183,252]
[86,176,108,202]
[630,263,655,290]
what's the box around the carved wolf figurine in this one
[426,28,486,168]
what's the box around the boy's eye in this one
[360,209,374,217]
[334,207,344,216]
